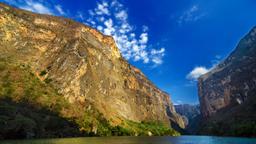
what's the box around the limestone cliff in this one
[0,2,184,130]
[198,27,256,136]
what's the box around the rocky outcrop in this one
[0,3,184,129]
[174,104,200,127]
[197,27,256,136]
[198,26,256,118]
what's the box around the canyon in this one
[1,1,256,139]
[0,3,184,139]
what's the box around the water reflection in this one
[1,136,256,144]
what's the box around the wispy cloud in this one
[55,5,65,15]
[174,100,183,105]
[4,0,66,16]
[83,0,165,66]
[178,5,206,25]
[211,55,222,66]
[19,0,53,15]
[151,48,165,65]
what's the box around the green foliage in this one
[8,114,37,138]
[0,99,82,139]
[44,78,52,84]
[0,105,17,117]
[0,61,81,139]
[120,120,180,136]
[230,121,256,136]
[39,70,47,76]
[200,119,256,137]
[76,109,180,137]
[1,71,13,98]
[0,62,6,72]
[0,60,180,139]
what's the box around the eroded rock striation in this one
[198,27,256,136]
[0,2,184,131]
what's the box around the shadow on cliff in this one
[196,94,256,137]
[0,97,83,140]
[165,105,186,134]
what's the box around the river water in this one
[1,136,256,144]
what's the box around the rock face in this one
[198,27,256,136]
[0,3,184,129]
[174,104,200,127]
[198,27,256,118]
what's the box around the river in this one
[1,136,256,144]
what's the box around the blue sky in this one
[2,0,256,104]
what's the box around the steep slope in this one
[0,60,82,139]
[174,104,201,134]
[174,104,200,127]
[0,60,181,139]
[0,3,184,138]
[198,27,256,136]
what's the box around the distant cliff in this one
[174,104,200,127]
[198,27,256,137]
[0,3,184,139]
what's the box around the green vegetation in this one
[39,70,47,76]
[119,121,180,136]
[0,60,82,139]
[79,117,180,136]
[199,119,256,137]
[44,77,53,84]
[0,59,179,139]
[75,107,179,136]
[0,98,82,139]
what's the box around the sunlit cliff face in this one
[0,3,185,128]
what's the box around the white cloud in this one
[211,55,222,67]
[103,18,115,35]
[4,0,66,16]
[152,57,163,65]
[97,25,103,31]
[5,0,165,66]
[21,0,53,15]
[76,11,85,21]
[178,5,206,24]
[174,100,183,105]
[186,66,209,81]
[142,25,149,32]
[83,0,165,66]
[95,1,110,15]
[55,5,65,15]
[139,33,148,44]
[115,10,127,21]
[151,48,165,55]
[186,55,223,82]
[150,48,165,65]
